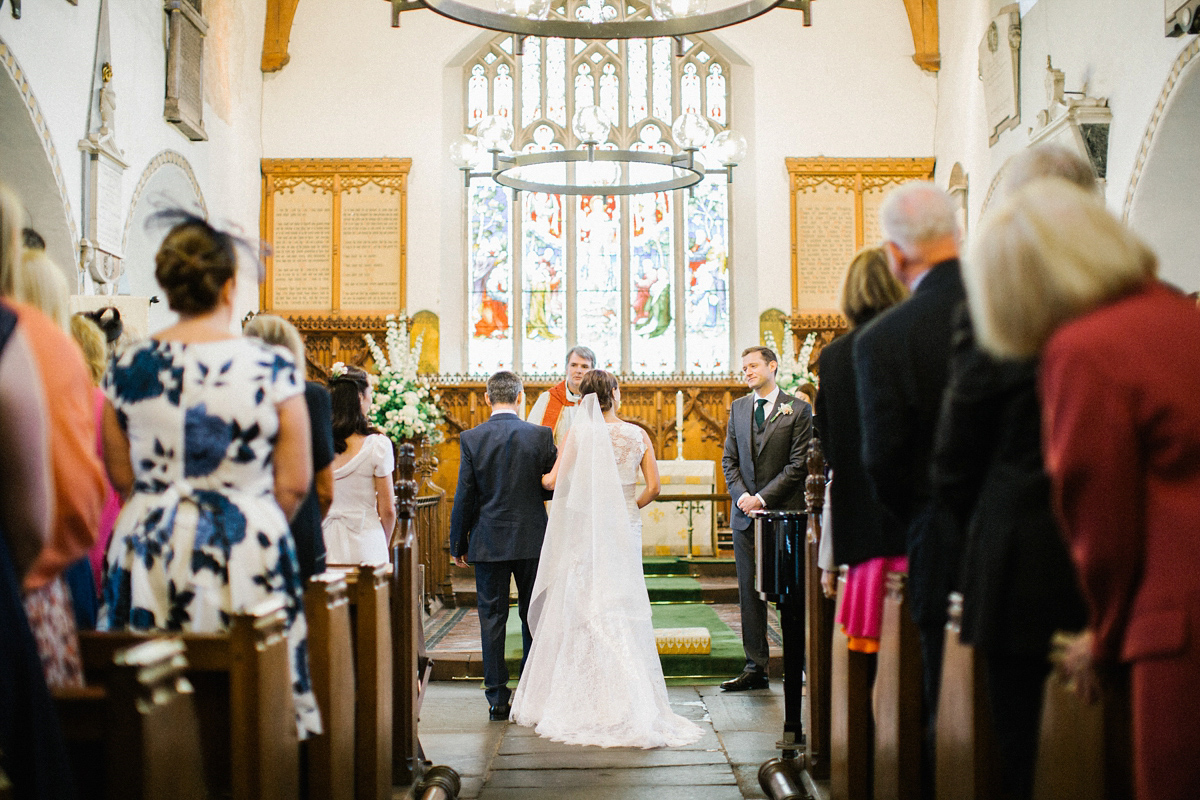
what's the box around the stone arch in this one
[0,37,79,283]
[121,151,207,333]
[1123,38,1200,292]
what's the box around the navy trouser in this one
[473,558,539,706]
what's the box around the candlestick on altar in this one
[675,390,685,460]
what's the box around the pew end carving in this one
[56,637,206,800]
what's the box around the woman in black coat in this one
[931,303,1086,800]
[814,247,908,649]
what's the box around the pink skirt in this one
[837,555,909,643]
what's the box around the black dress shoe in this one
[489,703,511,721]
[720,669,769,692]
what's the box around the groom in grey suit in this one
[449,371,557,719]
[721,345,812,690]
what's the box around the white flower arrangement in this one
[764,329,819,392]
[363,314,447,445]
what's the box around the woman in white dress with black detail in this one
[511,370,703,748]
[322,365,396,565]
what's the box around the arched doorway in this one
[0,39,78,283]
[1126,40,1200,293]
[121,151,207,334]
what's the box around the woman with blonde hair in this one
[965,177,1199,800]
[814,248,909,654]
[12,250,70,330]
[0,183,75,799]
[244,314,335,580]
[71,314,122,607]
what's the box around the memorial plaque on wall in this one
[340,179,403,311]
[270,180,333,310]
[787,158,937,318]
[794,181,856,310]
[261,158,410,316]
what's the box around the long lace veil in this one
[527,394,647,635]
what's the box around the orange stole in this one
[540,381,576,433]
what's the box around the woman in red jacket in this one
[964,177,1200,800]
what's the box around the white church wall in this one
[0,0,268,328]
[263,0,937,373]
[933,0,1196,251]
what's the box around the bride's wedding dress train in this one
[510,396,703,748]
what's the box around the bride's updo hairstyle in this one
[329,365,379,454]
[153,213,237,315]
[579,369,619,411]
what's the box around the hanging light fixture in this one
[451,106,746,196]
[384,0,810,43]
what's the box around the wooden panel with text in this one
[261,159,410,316]
[787,157,935,317]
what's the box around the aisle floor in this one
[417,681,789,799]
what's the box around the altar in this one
[637,460,716,557]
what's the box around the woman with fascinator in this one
[98,211,322,738]
[510,370,703,748]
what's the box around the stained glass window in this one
[464,8,733,375]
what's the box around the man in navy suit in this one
[449,371,557,720]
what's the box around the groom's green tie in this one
[754,398,767,431]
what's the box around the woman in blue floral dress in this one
[98,213,321,737]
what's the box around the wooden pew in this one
[803,437,834,780]
[77,598,299,800]
[305,572,357,800]
[328,562,394,800]
[874,572,923,800]
[55,637,206,800]
[934,592,996,800]
[1032,639,1133,800]
[830,569,874,800]
[392,442,428,785]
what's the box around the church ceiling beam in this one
[262,0,302,72]
[901,0,940,72]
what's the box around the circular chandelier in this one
[384,0,811,40]
[451,106,747,196]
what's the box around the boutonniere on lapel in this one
[770,402,795,422]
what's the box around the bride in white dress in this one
[510,370,703,748]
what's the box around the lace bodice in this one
[609,421,647,488]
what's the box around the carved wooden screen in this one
[787,157,935,353]
[260,158,411,378]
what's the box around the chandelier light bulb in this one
[671,112,714,150]
[650,0,706,20]
[476,114,515,151]
[449,134,488,169]
[572,105,613,145]
[712,129,748,165]
[496,0,551,19]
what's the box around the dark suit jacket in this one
[853,259,964,627]
[722,388,813,532]
[931,304,1086,656]
[448,413,557,563]
[815,330,907,567]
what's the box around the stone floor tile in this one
[717,730,786,766]
[486,764,738,788]
[478,787,744,800]
[491,747,728,770]
[420,732,504,777]
[732,763,770,799]
[703,690,786,733]
[497,727,721,754]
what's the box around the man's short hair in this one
[1001,143,1099,198]
[486,370,523,405]
[566,345,596,368]
[741,345,778,373]
[878,182,959,255]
